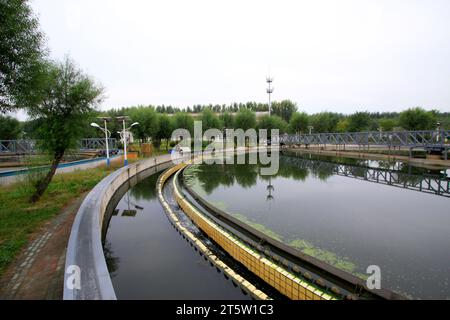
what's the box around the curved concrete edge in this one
[63,155,173,300]
[168,166,334,300]
[156,164,271,300]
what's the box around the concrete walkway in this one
[0,194,86,300]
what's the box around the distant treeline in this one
[2,100,449,146]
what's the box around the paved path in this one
[0,155,123,186]
[0,194,86,300]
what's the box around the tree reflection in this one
[104,240,120,278]
[129,174,158,200]
[185,152,448,197]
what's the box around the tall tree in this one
[234,108,256,131]
[0,115,22,139]
[347,111,372,132]
[378,118,397,131]
[201,108,222,131]
[309,112,341,133]
[336,118,350,132]
[174,112,194,135]
[399,107,436,130]
[271,100,297,122]
[289,112,309,134]
[219,112,234,129]
[28,57,103,202]
[0,0,47,112]
[156,114,173,150]
[258,115,288,137]
[128,106,159,143]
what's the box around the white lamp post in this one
[91,117,112,166]
[116,116,139,166]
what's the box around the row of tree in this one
[81,106,447,145]
[4,105,448,145]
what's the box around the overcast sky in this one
[28,0,450,115]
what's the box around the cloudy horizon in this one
[11,0,450,120]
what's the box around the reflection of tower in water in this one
[266,177,274,202]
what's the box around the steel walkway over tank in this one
[277,130,450,159]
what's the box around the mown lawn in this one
[0,160,130,277]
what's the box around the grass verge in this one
[0,159,135,277]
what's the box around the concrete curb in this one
[156,164,271,300]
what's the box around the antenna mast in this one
[266,77,274,116]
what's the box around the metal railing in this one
[79,138,117,151]
[278,130,450,148]
[0,140,37,154]
[0,138,117,154]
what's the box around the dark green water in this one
[105,171,249,299]
[184,152,450,299]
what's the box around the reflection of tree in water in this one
[104,240,120,279]
[186,153,448,195]
[129,174,158,201]
[260,157,308,182]
[185,164,236,194]
[280,156,333,181]
[233,163,258,188]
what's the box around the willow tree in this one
[29,57,103,202]
[0,0,47,112]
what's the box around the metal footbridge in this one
[278,130,450,158]
[0,138,117,154]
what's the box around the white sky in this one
[27,0,450,115]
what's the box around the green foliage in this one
[0,115,22,139]
[258,115,288,136]
[289,112,309,134]
[0,0,47,112]
[28,57,103,155]
[219,112,234,129]
[271,100,297,122]
[156,114,174,147]
[174,112,194,135]
[79,104,450,142]
[336,118,349,132]
[399,107,437,130]
[309,112,342,133]
[128,106,159,142]
[347,111,373,132]
[436,112,450,130]
[378,118,397,131]
[234,108,256,131]
[201,108,222,131]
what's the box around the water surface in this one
[104,171,248,299]
[184,152,450,299]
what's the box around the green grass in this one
[0,160,129,277]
